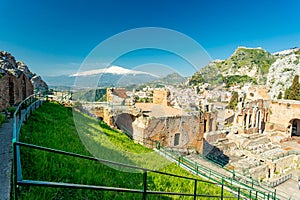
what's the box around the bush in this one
[0,113,7,126]
[6,107,16,118]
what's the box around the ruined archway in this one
[114,113,135,138]
[290,118,300,137]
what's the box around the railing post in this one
[273,189,276,200]
[13,142,17,200]
[249,190,252,199]
[221,183,224,200]
[143,170,147,200]
[255,190,258,199]
[194,179,197,200]
[237,187,240,200]
[18,109,21,121]
[220,178,224,200]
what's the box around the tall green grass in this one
[19,102,234,199]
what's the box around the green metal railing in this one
[14,141,241,199]
[155,144,280,200]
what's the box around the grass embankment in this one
[19,102,233,199]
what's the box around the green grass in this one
[19,102,234,199]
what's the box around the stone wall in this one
[273,155,298,175]
[0,73,33,111]
[106,88,127,102]
[143,115,204,151]
[266,100,300,135]
[249,164,269,180]
[153,88,169,106]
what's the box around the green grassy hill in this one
[19,102,232,199]
[189,47,276,86]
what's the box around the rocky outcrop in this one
[0,51,48,92]
[189,47,300,100]
[31,75,48,92]
[266,48,300,99]
[0,51,48,110]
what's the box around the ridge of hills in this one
[189,47,300,99]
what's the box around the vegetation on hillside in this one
[19,102,231,199]
[223,75,257,88]
[73,88,107,102]
[284,75,300,100]
[134,72,186,90]
[189,47,276,86]
[277,91,283,99]
[228,91,239,110]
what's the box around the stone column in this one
[252,108,256,128]
[246,110,250,129]
[258,111,262,133]
[206,118,210,132]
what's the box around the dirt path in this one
[0,118,13,200]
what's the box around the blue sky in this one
[1,0,300,77]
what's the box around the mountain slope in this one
[189,47,276,86]
[266,48,300,98]
[44,66,159,88]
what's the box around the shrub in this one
[0,113,7,126]
[6,107,16,118]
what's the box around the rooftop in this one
[135,103,185,117]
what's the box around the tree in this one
[284,75,300,100]
[228,91,239,110]
[277,91,282,99]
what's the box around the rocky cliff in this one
[189,46,300,99]
[0,51,48,110]
[0,51,48,92]
[266,48,300,99]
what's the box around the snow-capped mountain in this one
[44,66,159,87]
[70,66,159,77]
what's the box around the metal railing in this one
[14,141,241,199]
[193,152,273,190]
[155,144,280,200]
[12,93,45,184]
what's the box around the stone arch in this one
[114,113,135,138]
[289,118,300,136]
